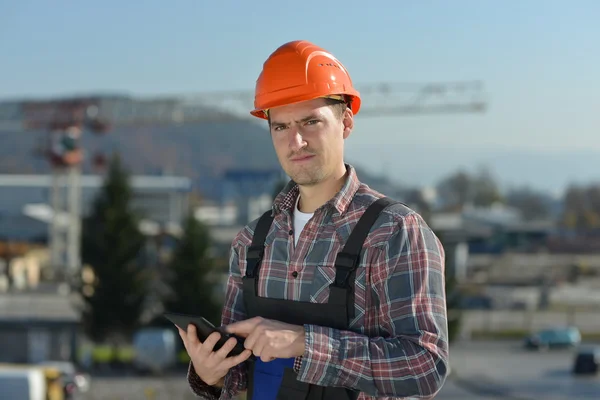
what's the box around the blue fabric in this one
[252,357,295,400]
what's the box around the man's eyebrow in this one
[271,114,320,126]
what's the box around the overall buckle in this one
[333,252,358,287]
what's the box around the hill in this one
[0,113,402,201]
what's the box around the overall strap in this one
[329,197,400,320]
[245,210,274,278]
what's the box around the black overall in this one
[242,197,398,400]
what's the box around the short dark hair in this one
[322,97,348,120]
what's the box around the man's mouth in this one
[290,154,315,162]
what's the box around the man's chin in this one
[290,174,322,186]
[286,166,326,186]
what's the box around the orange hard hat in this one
[250,40,361,120]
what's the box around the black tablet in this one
[164,312,250,358]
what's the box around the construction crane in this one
[0,80,486,131]
[0,80,488,278]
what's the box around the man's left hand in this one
[224,317,305,362]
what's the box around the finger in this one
[243,325,262,351]
[259,343,271,362]
[225,317,262,337]
[186,324,200,346]
[214,337,238,359]
[224,321,251,337]
[177,327,189,349]
[221,349,253,370]
[199,331,223,356]
[252,336,267,359]
[258,340,275,362]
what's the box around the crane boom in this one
[0,80,487,132]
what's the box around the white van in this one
[0,367,46,400]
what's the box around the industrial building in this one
[0,173,192,242]
[0,291,79,364]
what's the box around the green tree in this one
[437,170,472,210]
[561,184,600,229]
[78,152,149,344]
[472,167,504,207]
[437,166,504,210]
[163,212,222,326]
[506,186,551,221]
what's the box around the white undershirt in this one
[293,196,314,246]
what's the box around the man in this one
[178,40,449,400]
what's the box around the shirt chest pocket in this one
[309,263,367,304]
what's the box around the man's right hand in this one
[178,324,253,386]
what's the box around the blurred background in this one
[0,1,599,399]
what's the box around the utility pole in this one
[48,162,82,276]
[23,100,108,281]
[47,125,84,279]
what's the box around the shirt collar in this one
[272,163,360,217]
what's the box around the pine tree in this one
[163,212,222,326]
[78,152,149,344]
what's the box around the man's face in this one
[268,98,353,186]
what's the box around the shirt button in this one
[292,271,298,278]
[288,229,293,235]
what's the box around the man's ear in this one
[342,108,354,139]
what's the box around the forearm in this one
[297,325,448,398]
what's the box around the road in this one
[79,375,503,400]
[79,340,600,400]
[449,340,600,399]
[76,373,518,400]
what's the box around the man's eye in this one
[305,120,318,125]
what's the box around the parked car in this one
[0,366,47,400]
[523,326,581,350]
[572,346,600,375]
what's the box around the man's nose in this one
[288,129,307,152]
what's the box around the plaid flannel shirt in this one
[188,164,448,399]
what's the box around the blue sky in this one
[1,1,599,193]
